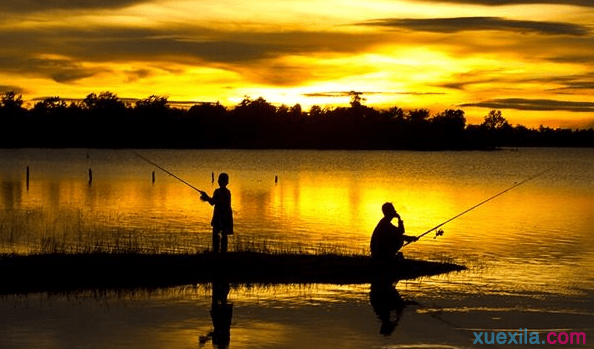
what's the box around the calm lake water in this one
[1,148,593,348]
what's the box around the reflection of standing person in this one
[370,203,417,262]
[200,173,233,253]
[199,280,233,349]
[211,280,233,348]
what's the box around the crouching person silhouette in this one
[370,203,417,263]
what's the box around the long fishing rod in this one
[404,168,550,247]
[132,151,206,195]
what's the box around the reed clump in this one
[0,208,365,257]
[0,208,207,255]
[0,209,466,294]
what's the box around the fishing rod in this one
[132,151,206,195]
[404,168,550,247]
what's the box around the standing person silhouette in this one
[200,173,233,253]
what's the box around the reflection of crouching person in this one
[370,203,417,263]
[200,173,233,253]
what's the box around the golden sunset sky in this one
[1,0,593,127]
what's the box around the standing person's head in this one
[218,173,229,187]
[381,202,397,218]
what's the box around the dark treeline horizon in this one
[1,91,593,149]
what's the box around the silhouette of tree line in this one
[1,91,592,149]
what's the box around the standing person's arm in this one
[200,190,218,205]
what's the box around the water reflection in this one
[370,279,418,336]
[1,181,22,209]
[200,277,233,348]
[1,148,594,293]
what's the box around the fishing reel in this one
[434,229,444,239]
[407,228,445,246]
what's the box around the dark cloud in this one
[88,38,276,63]
[539,73,594,92]
[360,17,590,36]
[0,85,25,94]
[439,78,500,90]
[554,82,594,90]
[438,69,594,93]
[235,61,318,86]
[124,68,153,83]
[303,91,445,97]
[460,98,594,112]
[0,26,386,64]
[0,25,388,85]
[440,82,472,90]
[31,96,139,104]
[409,0,594,7]
[541,36,594,66]
[0,16,591,92]
[0,56,106,83]
[77,29,386,63]
[549,55,593,63]
[0,0,147,13]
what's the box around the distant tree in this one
[509,124,535,146]
[233,96,276,119]
[135,95,168,111]
[188,102,227,119]
[276,104,290,118]
[135,95,169,123]
[0,91,25,144]
[385,106,404,121]
[432,109,466,130]
[1,91,24,110]
[79,92,128,145]
[1,89,592,149]
[349,91,365,109]
[289,104,303,118]
[431,109,467,148]
[481,110,509,130]
[406,109,431,123]
[81,92,99,110]
[66,101,83,115]
[309,105,323,118]
[188,101,227,117]
[185,102,227,144]
[479,110,512,147]
[228,97,277,146]
[131,95,170,141]
[0,91,25,126]
[26,97,75,145]
[82,91,126,113]
[33,97,67,116]
[32,97,68,128]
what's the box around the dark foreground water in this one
[1,148,593,348]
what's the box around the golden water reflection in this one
[1,148,593,294]
[2,279,592,349]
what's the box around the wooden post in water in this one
[152,171,156,184]
[275,175,278,184]
[212,172,215,183]
[88,168,93,186]
[26,166,30,191]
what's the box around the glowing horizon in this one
[1,0,594,128]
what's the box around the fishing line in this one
[404,168,551,246]
[132,151,242,217]
[132,151,206,195]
